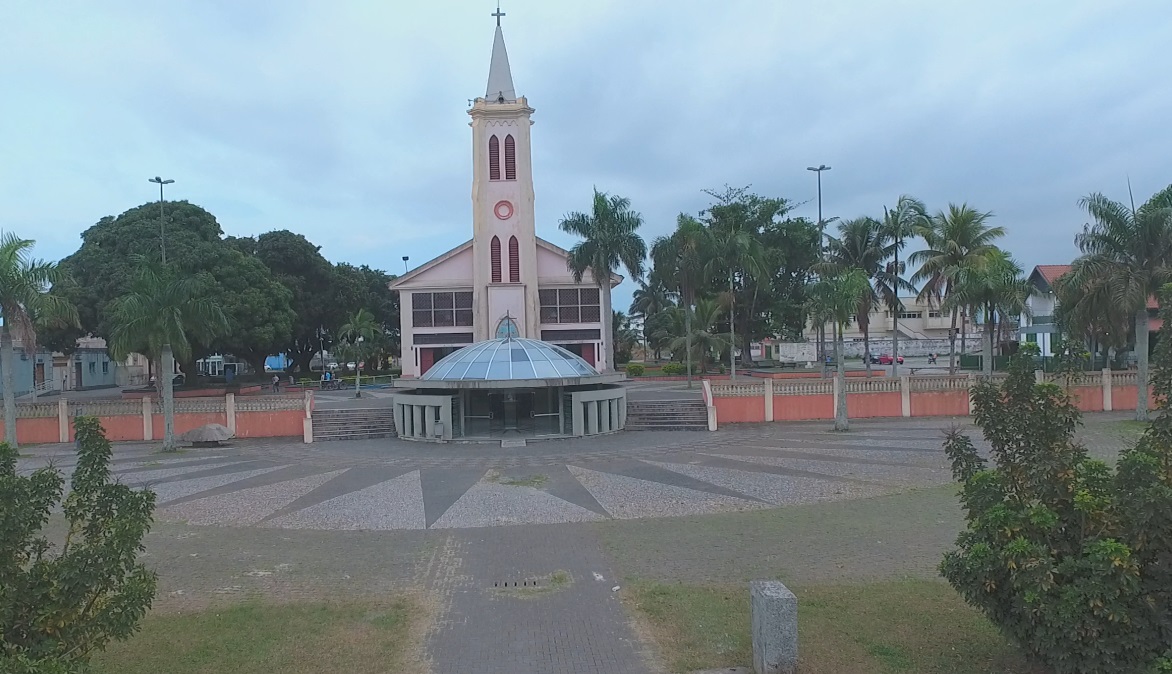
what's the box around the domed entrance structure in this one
[391,337,626,442]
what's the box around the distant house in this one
[1,336,120,396]
[1019,264,1160,358]
[802,295,974,342]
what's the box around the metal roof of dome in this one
[421,338,598,382]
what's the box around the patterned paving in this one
[15,418,967,531]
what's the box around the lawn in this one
[91,598,422,674]
[628,578,1039,674]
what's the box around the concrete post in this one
[1102,368,1113,412]
[303,389,313,417]
[900,375,911,418]
[751,580,798,674]
[302,417,313,443]
[225,393,237,435]
[1034,369,1044,384]
[764,379,774,422]
[58,399,69,443]
[142,395,153,441]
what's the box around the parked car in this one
[877,353,904,365]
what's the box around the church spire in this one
[485,7,516,102]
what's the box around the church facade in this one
[390,22,617,378]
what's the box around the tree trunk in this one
[983,303,994,378]
[948,308,959,375]
[1,325,17,447]
[602,282,615,373]
[728,271,736,379]
[1135,308,1150,422]
[961,308,967,354]
[161,343,177,451]
[862,318,872,378]
[891,304,900,379]
[834,321,848,431]
[685,304,693,389]
[291,347,315,374]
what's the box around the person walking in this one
[271,374,280,393]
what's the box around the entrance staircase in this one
[312,408,397,442]
[625,399,709,431]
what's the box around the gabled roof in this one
[1028,264,1071,293]
[536,237,623,287]
[388,240,472,289]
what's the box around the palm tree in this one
[669,298,730,374]
[559,189,648,372]
[882,196,929,377]
[944,250,1031,377]
[806,269,869,431]
[108,260,228,451]
[910,204,1006,374]
[1053,265,1130,366]
[1069,184,1172,420]
[629,279,674,361]
[817,217,899,377]
[338,309,382,398]
[651,214,709,387]
[704,219,767,378]
[0,233,78,447]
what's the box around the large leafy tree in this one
[1068,184,1172,421]
[57,201,294,377]
[651,214,710,386]
[559,189,647,372]
[333,263,400,357]
[0,233,77,447]
[806,269,869,431]
[108,261,229,451]
[669,298,729,374]
[910,204,1006,374]
[629,280,675,361]
[944,250,1031,376]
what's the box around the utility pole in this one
[807,165,831,377]
[888,205,901,379]
[149,176,175,264]
[402,256,410,274]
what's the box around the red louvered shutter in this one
[488,135,500,180]
[490,236,502,283]
[504,135,516,180]
[508,236,520,283]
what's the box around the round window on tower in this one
[494,200,514,220]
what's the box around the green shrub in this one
[661,362,686,376]
[1,417,157,672]
[940,341,1172,674]
[625,363,646,377]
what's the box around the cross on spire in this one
[492,3,505,26]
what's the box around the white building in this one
[390,20,617,378]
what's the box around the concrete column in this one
[1101,368,1113,412]
[302,417,313,443]
[967,373,977,415]
[764,379,774,422]
[751,580,798,674]
[586,402,598,435]
[1034,369,1044,384]
[303,389,313,417]
[571,394,584,436]
[900,375,911,418]
[225,393,237,435]
[440,399,453,440]
[142,395,153,441]
[58,399,69,443]
[412,405,424,439]
[424,406,436,438]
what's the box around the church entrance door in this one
[488,391,535,435]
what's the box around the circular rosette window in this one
[494,200,514,220]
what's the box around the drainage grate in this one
[493,579,541,588]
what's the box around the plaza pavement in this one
[15,412,1137,673]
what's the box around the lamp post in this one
[149,176,175,264]
[402,256,410,274]
[807,165,831,376]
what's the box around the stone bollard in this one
[751,580,798,674]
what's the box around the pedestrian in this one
[272,374,280,393]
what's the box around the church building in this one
[390,18,618,378]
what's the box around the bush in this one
[940,341,1172,674]
[625,363,645,377]
[661,362,686,376]
[1,416,157,672]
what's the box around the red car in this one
[870,353,904,365]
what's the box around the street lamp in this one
[402,256,409,274]
[149,176,175,264]
[807,165,831,376]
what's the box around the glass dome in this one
[421,338,598,381]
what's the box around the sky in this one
[3,0,1170,314]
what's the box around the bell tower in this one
[469,12,539,340]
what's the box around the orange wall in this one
[0,418,61,444]
[236,410,304,438]
[1110,385,1152,411]
[1068,385,1104,412]
[774,394,834,420]
[91,416,145,442]
[713,397,766,423]
[909,390,969,417]
[847,392,903,418]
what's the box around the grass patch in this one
[91,598,421,674]
[627,579,1039,674]
[492,569,573,599]
[499,474,548,488]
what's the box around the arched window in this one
[504,135,516,180]
[488,135,501,180]
[490,236,502,283]
[508,236,520,283]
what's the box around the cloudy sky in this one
[3,0,1169,311]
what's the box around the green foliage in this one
[661,362,686,376]
[940,335,1172,673]
[0,417,157,672]
[624,363,645,377]
[612,311,639,364]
